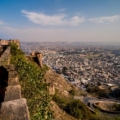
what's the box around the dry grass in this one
[96,102,120,111]
[44,69,72,95]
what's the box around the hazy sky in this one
[0,0,120,42]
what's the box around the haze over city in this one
[0,0,120,42]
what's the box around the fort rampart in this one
[0,40,30,120]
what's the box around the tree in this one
[62,66,68,75]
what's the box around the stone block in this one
[8,77,19,86]
[0,98,30,120]
[8,71,18,78]
[4,85,21,101]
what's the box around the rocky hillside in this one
[44,69,78,120]
[44,69,98,120]
[50,101,77,120]
[45,69,72,95]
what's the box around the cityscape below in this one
[21,42,120,99]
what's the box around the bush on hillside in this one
[86,84,110,98]
[65,99,98,120]
[53,92,98,120]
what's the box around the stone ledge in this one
[4,85,21,101]
[0,98,30,120]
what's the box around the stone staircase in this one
[0,65,30,120]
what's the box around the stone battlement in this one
[0,39,20,66]
[30,51,43,67]
[0,39,20,46]
[0,41,30,120]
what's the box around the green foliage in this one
[52,92,69,109]
[69,89,76,96]
[10,43,24,56]
[65,99,84,119]
[53,92,98,120]
[86,85,110,98]
[65,100,98,120]
[113,104,120,111]
[10,43,53,120]
[86,85,99,93]
[62,66,68,75]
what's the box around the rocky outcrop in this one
[44,69,72,96]
[30,52,43,67]
[48,82,55,95]
[36,53,43,67]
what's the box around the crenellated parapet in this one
[0,39,20,47]
[36,53,43,68]
[9,39,20,47]
[0,39,20,66]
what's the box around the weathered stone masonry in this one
[0,41,30,120]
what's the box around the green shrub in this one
[52,93,69,109]
[65,99,98,120]
[53,92,98,120]
[113,104,120,111]
[86,85,110,98]
[69,89,76,96]
[65,99,84,118]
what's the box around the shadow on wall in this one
[0,46,8,57]
[0,66,8,105]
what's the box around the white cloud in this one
[21,10,85,26]
[68,16,85,26]
[89,15,120,23]
[22,10,120,26]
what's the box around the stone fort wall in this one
[0,39,20,46]
[0,40,30,120]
